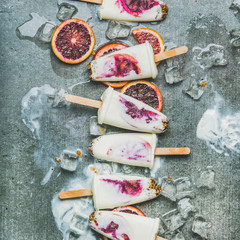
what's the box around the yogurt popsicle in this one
[65,86,169,133]
[90,133,157,168]
[99,0,168,22]
[89,211,160,240]
[59,174,161,209]
[90,133,191,168]
[98,86,169,133]
[92,174,160,209]
[91,42,157,81]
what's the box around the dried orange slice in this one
[121,80,163,111]
[93,42,129,88]
[51,19,95,64]
[103,206,145,240]
[132,28,164,65]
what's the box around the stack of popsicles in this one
[58,6,189,238]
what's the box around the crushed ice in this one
[229,28,240,47]
[193,44,227,69]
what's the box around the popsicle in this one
[90,133,191,168]
[77,0,168,22]
[65,86,169,133]
[59,174,161,210]
[90,42,188,82]
[89,211,164,240]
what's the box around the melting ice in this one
[52,163,118,240]
[193,44,227,69]
[16,13,56,42]
[197,94,240,155]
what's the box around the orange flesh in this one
[93,42,129,88]
[51,19,95,64]
[120,80,163,111]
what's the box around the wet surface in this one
[1,0,240,239]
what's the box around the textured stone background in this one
[0,0,240,239]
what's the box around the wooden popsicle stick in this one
[154,147,191,155]
[59,188,93,199]
[156,236,167,240]
[154,46,188,63]
[65,94,102,109]
[76,0,103,4]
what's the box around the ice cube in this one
[52,88,68,108]
[193,44,227,69]
[177,198,197,219]
[70,212,89,236]
[67,232,79,240]
[158,218,168,235]
[165,67,184,84]
[230,0,240,11]
[16,13,49,39]
[183,78,206,100]
[175,177,196,200]
[165,230,185,240]
[192,215,212,239]
[106,21,131,40]
[90,116,106,136]
[60,150,79,172]
[159,177,177,201]
[38,22,56,43]
[197,166,215,189]
[57,3,77,21]
[230,28,240,47]
[162,209,186,232]
[164,54,185,84]
[171,231,186,240]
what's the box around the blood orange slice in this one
[51,19,95,64]
[112,206,145,216]
[132,28,164,65]
[120,80,163,111]
[103,206,145,240]
[93,42,129,88]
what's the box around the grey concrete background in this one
[1,0,240,239]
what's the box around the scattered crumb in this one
[55,157,61,163]
[76,150,82,158]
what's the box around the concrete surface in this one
[0,0,240,239]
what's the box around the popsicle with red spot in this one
[59,174,161,210]
[90,133,191,169]
[77,0,168,22]
[89,211,166,240]
[90,42,188,82]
